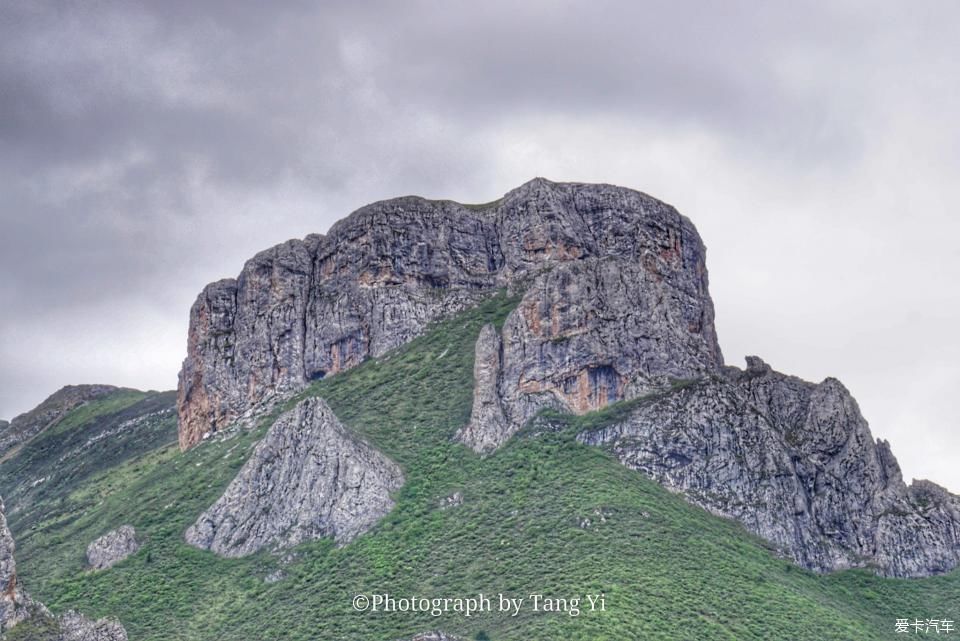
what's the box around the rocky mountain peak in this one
[177,179,721,449]
[575,356,960,577]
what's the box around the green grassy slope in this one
[4,293,958,640]
[0,390,177,537]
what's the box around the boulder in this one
[86,526,140,570]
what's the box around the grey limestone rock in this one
[178,178,722,449]
[58,611,127,641]
[463,253,721,452]
[86,526,140,570]
[185,397,403,557]
[439,491,464,510]
[577,357,960,577]
[263,569,286,584]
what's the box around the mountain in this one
[177,177,960,578]
[1,179,958,640]
[575,357,960,577]
[0,385,123,461]
[0,388,176,525]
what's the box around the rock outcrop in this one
[1,497,127,639]
[86,526,139,570]
[178,178,722,449]
[1,497,32,632]
[456,324,509,453]
[0,385,120,459]
[185,397,403,557]
[577,357,960,577]
[176,177,960,578]
[58,611,128,641]
[458,252,722,452]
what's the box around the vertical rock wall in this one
[178,179,722,449]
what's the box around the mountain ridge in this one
[0,385,128,462]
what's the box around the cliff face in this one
[457,251,721,452]
[177,178,722,449]
[577,357,960,577]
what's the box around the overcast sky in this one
[1,1,958,490]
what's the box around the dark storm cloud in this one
[1,1,959,487]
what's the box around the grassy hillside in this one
[0,389,177,539]
[4,292,958,640]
